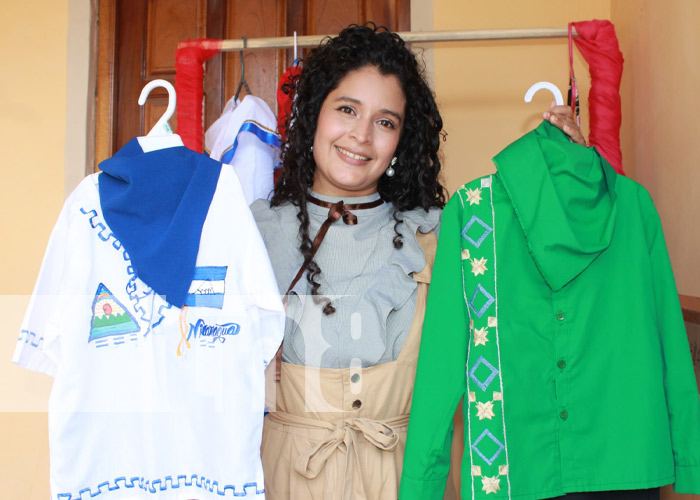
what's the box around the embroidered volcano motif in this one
[89,283,140,342]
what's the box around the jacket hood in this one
[493,121,618,291]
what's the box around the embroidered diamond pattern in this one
[472,429,505,466]
[461,216,493,249]
[469,355,499,391]
[469,284,495,318]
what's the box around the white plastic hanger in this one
[137,79,184,152]
[293,31,298,62]
[524,81,564,106]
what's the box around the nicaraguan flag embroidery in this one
[185,266,227,309]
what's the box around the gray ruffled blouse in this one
[250,191,441,369]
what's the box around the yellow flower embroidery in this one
[471,257,488,276]
[466,187,482,205]
[481,475,500,494]
[476,401,495,420]
[473,327,489,346]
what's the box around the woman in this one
[251,23,584,500]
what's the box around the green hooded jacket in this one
[400,122,700,500]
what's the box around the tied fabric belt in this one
[284,194,384,296]
[268,410,408,500]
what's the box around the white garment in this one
[14,166,284,499]
[205,95,281,204]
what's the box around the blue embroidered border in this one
[459,176,511,498]
[80,206,172,335]
[19,329,44,348]
[57,474,264,499]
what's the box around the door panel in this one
[145,0,207,78]
[223,0,286,112]
[307,0,363,35]
[96,0,409,167]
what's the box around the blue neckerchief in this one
[98,139,222,307]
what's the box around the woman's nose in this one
[349,118,372,144]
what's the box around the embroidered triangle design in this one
[89,283,140,342]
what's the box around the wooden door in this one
[95,0,409,168]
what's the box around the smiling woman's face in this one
[311,65,406,197]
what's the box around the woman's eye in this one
[337,105,355,115]
[378,119,396,129]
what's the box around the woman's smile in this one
[335,145,371,163]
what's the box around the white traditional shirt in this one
[14,164,284,499]
[205,95,281,204]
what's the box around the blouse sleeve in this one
[249,198,288,294]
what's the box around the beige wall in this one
[613,0,700,298]
[0,1,68,498]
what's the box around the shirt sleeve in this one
[643,192,700,494]
[12,200,72,377]
[400,194,468,500]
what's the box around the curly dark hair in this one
[272,22,447,314]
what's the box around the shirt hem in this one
[501,475,675,500]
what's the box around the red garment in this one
[175,39,223,153]
[276,64,302,142]
[570,20,625,175]
[274,63,302,183]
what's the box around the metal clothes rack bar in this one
[218,27,575,51]
[175,26,578,151]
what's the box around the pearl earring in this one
[386,157,397,177]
